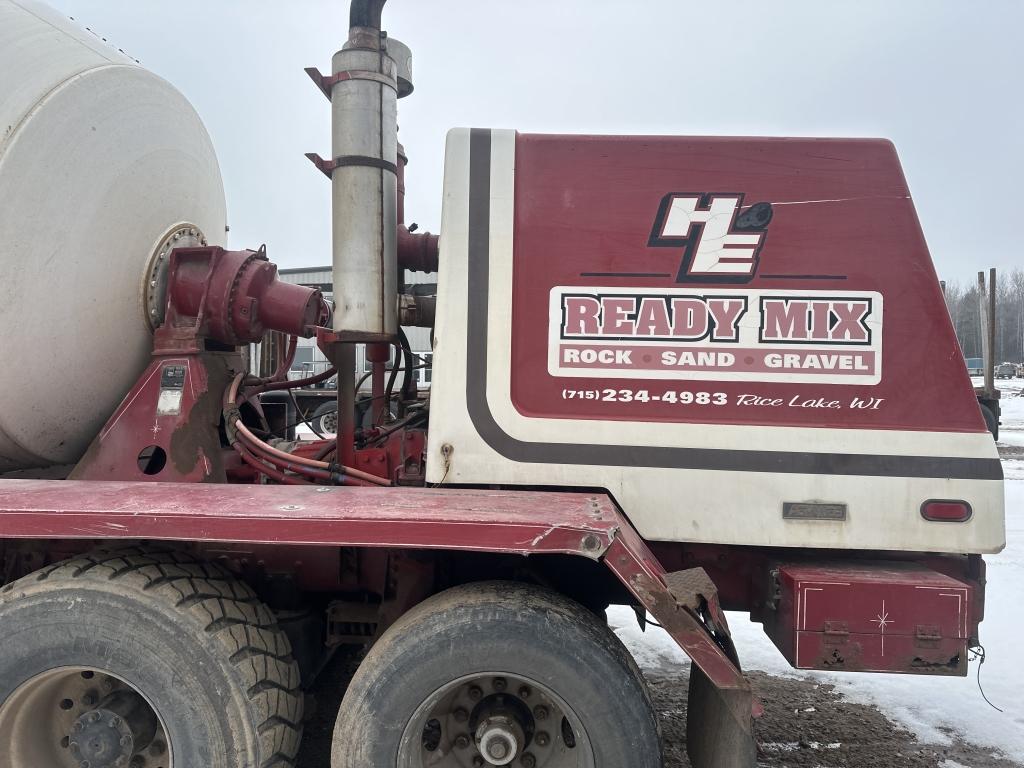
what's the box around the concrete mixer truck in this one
[0,2,1005,767]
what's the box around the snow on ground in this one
[613,381,1024,759]
[974,376,1024,449]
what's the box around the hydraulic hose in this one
[225,373,392,486]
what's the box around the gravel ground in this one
[296,649,1022,768]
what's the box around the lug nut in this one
[521,753,537,768]
[455,733,470,749]
[493,677,507,692]
[468,685,483,702]
[535,731,550,747]
[533,705,549,721]
[454,707,469,723]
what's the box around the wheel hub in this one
[404,672,588,768]
[475,715,522,766]
[0,668,169,768]
[70,708,134,767]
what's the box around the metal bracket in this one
[304,66,397,100]
[305,153,399,179]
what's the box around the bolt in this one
[493,677,507,692]
[468,685,483,702]
[150,280,157,288]
[518,686,531,699]
[533,705,549,721]
[72,722,84,733]
[453,707,469,723]
[535,731,550,747]
[120,736,131,747]
[454,733,470,749]
[111,716,121,727]
[172,233,180,240]
[521,753,536,768]
[88,711,101,723]
[102,680,115,692]
[487,740,509,760]
[581,533,601,551]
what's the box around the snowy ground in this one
[613,376,1024,764]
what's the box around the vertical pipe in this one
[337,344,357,468]
[987,268,997,394]
[978,272,991,392]
[367,342,390,424]
[330,23,399,339]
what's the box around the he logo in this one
[648,193,773,284]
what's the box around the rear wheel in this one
[0,546,302,768]
[331,581,662,768]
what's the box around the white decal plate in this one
[547,286,883,385]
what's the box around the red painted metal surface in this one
[166,246,326,346]
[69,354,232,483]
[0,478,748,693]
[509,134,983,434]
[71,245,329,484]
[0,480,612,551]
[762,561,973,675]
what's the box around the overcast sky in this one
[46,0,1022,286]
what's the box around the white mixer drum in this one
[0,0,227,471]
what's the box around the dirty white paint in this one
[0,1,226,471]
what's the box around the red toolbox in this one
[762,562,973,675]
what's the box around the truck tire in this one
[980,403,998,441]
[0,545,302,768]
[332,581,662,768]
[311,401,339,435]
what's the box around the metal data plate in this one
[782,502,847,521]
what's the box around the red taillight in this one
[921,500,972,522]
